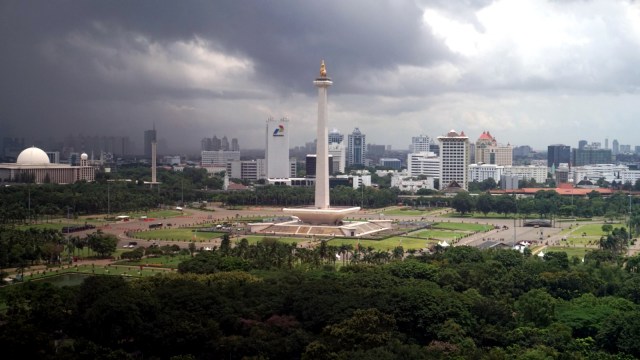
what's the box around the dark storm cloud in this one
[0,0,453,147]
[3,0,640,151]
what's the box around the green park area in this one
[545,246,591,259]
[431,222,494,232]
[411,229,466,240]
[20,263,175,281]
[123,209,187,219]
[16,222,90,231]
[115,254,189,269]
[561,222,624,246]
[132,228,225,242]
[239,236,308,246]
[382,207,439,216]
[329,237,435,251]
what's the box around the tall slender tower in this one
[151,141,157,184]
[313,60,332,209]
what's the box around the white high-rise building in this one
[227,159,266,181]
[265,117,290,179]
[328,142,346,174]
[438,130,469,190]
[201,150,240,167]
[407,152,440,178]
[328,128,343,145]
[410,135,430,153]
[468,164,504,182]
[502,165,548,184]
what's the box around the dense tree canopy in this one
[3,244,640,359]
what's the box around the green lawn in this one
[573,223,624,236]
[442,211,517,219]
[114,255,188,268]
[132,228,225,242]
[383,208,438,216]
[126,210,187,219]
[239,236,308,245]
[22,263,175,280]
[432,222,494,232]
[557,223,625,246]
[545,246,592,259]
[16,222,91,231]
[328,237,435,251]
[411,230,467,239]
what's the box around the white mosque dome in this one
[81,153,88,160]
[16,147,50,165]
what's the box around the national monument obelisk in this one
[283,61,359,225]
[314,60,332,209]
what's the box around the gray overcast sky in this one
[2,0,640,153]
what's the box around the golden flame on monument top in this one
[320,60,327,78]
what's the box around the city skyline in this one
[2,1,640,151]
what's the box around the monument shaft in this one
[314,80,331,208]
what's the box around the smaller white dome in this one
[81,153,88,160]
[16,147,50,165]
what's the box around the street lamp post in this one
[107,182,110,217]
[629,194,633,241]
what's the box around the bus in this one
[148,223,163,229]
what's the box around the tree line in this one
[451,190,640,225]
[0,167,226,223]
[0,228,118,276]
[6,244,640,359]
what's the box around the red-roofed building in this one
[475,131,512,166]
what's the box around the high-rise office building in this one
[231,138,240,151]
[201,150,240,167]
[328,128,343,144]
[620,144,632,154]
[347,127,366,166]
[605,138,609,149]
[265,117,290,179]
[547,144,571,168]
[578,140,588,150]
[572,148,612,166]
[212,136,221,150]
[143,128,156,159]
[438,130,469,190]
[410,135,430,153]
[612,139,619,155]
[328,142,346,174]
[407,152,440,178]
[475,131,512,166]
[306,154,333,177]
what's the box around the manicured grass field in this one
[383,208,439,216]
[23,263,175,280]
[115,255,188,268]
[545,246,592,259]
[132,228,225,242]
[443,211,516,219]
[558,223,625,246]
[16,222,91,231]
[127,209,187,219]
[573,223,624,236]
[239,236,308,245]
[432,222,494,232]
[411,230,467,239]
[328,237,436,251]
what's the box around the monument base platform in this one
[249,219,392,238]
[282,206,360,225]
